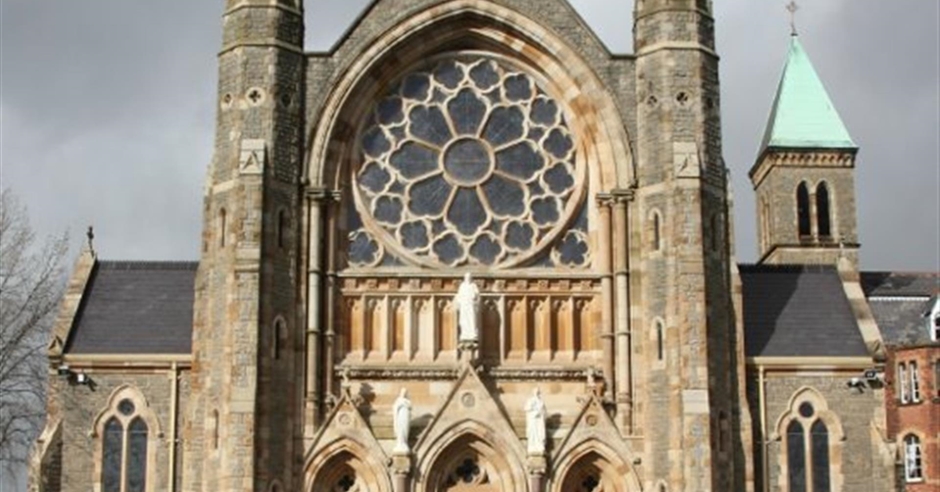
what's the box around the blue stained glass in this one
[362,127,391,158]
[527,127,545,142]
[506,222,534,250]
[483,89,501,105]
[400,221,429,249]
[470,61,499,90]
[389,125,407,141]
[558,233,589,266]
[126,418,148,492]
[444,139,491,185]
[481,175,526,217]
[359,162,391,194]
[543,128,574,159]
[487,219,504,235]
[530,98,558,126]
[572,201,588,230]
[431,219,447,235]
[377,97,404,125]
[431,89,448,104]
[447,188,487,236]
[470,235,502,264]
[409,106,453,147]
[504,74,533,101]
[102,418,122,492]
[811,421,830,492]
[374,196,403,225]
[531,197,560,225]
[390,142,439,179]
[409,175,451,217]
[544,163,575,194]
[433,234,464,265]
[787,420,806,492]
[448,89,487,136]
[349,232,379,265]
[402,73,431,101]
[388,180,405,194]
[528,181,545,197]
[496,142,543,181]
[118,399,135,416]
[434,60,464,89]
[799,403,814,418]
[483,107,525,147]
[381,252,405,266]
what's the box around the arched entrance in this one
[554,449,636,492]
[425,435,514,492]
[310,450,387,492]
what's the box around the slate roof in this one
[860,272,939,298]
[861,271,939,347]
[739,264,868,358]
[66,261,197,354]
[759,35,856,153]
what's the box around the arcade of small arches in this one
[306,433,637,492]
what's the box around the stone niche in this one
[337,276,601,366]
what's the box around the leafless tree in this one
[0,189,68,470]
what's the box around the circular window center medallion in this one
[443,138,492,186]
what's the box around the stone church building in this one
[31,1,939,491]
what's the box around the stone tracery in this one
[351,55,587,269]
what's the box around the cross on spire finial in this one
[786,1,799,36]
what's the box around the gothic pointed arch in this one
[303,393,392,492]
[551,396,642,492]
[413,366,527,492]
[305,0,635,194]
[771,387,845,492]
[90,385,163,492]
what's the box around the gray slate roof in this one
[739,264,868,358]
[66,261,197,354]
[860,272,939,297]
[861,272,938,347]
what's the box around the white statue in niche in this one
[392,388,412,454]
[454,273,480,344]
[525,387,547,455]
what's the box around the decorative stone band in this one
[334,365,596,381]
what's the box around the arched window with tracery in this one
[796,182,811,238]
[775,389,843,492]
[815,182,831,239]
[93,388,159,492]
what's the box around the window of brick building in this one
[903,435,923,482]
[910,362,920,403]
[934,359,940,398]
[898,363,909,403]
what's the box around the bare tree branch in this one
[0,188,68,470]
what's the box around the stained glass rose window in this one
[353,56,585,268]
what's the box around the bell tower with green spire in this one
[750,32,860,267]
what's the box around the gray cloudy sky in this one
[1,1,938,272]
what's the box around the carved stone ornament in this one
[239,139,266,175]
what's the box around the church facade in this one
[31,1,938,491]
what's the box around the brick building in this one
[30,1,936,491]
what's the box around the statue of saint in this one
[392,388,412,454]
[525,387,547,455]
[454,273,480,343]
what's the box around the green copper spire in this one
[760,35,856,152]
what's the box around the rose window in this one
[352,56,586,268]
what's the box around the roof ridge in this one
[738,263,837,273]
[97,260,199,270]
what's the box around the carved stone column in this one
[304,189,329,439]
[322,191,341,407]
[612,189,634,433]
[527,455,547,492]
[596,195,615,398]
[391,454,412,492]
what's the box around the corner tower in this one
[635,1,750,490]
[184,1,305,491]
[751,34,859,267]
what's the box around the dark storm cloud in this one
[1,1,937,271]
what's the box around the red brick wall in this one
[885,345,940,491]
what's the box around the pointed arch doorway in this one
[425,435,514,492]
